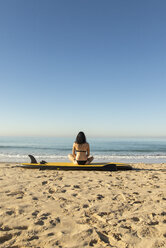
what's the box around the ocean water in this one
[0,136,166,163]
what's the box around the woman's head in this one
[75,131,86,144]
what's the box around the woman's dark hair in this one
[75,132,86,144]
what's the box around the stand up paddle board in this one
[20,155,132,171]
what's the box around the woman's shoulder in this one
[74,142,89,147]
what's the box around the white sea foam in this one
[0,153,166,163]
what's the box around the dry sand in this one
[0,162,166,248]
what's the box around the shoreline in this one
[0,162,166,248]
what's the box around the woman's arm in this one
[87,143,90,157]
[72,143,76,159]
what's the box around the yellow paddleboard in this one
[20,155,132,171]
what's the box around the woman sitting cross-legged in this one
[68,132,94,165]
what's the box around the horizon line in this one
[0,134,166,139]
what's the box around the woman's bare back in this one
[73,142,90,161]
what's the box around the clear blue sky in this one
[0,0,166,137]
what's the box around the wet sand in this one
[0,162,166,248]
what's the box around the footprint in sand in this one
[42,212,51,217]
[32,210,39,217]
[40,216,48,220]
[120,224,131,230]
[73,185,80,189]
[6,210,15,215]
[49,217,60,226]
[98,212,108,217]
[27,235,39,241]
[117,218,127,223]
[83,204,89,208]
[61,189,66,193]
[0,233,12,244]
[35,220,45,226]
[72,193,78,197]
[0,225,12,231]
[34,212,51,225]
[154,240,166,247]
[42,181,48,185]
[148,221,159,225]
[132,200,142,205]
[40,212,51,220]
[133,192,139,195]
[7,191,24,199]
[96,231,110,244]
[112,232,122,241]
[131,217,140,222]
[47,232,54,236]
[48,188,56,194]
[14,225,28,230]
[89,239,98,246]
[97,194,104,200]
[57,177,63,181]
[32,197,38,201]
[153,185,160,188]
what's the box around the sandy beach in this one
[0,162,166,248]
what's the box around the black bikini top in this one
[76,150,86,152]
